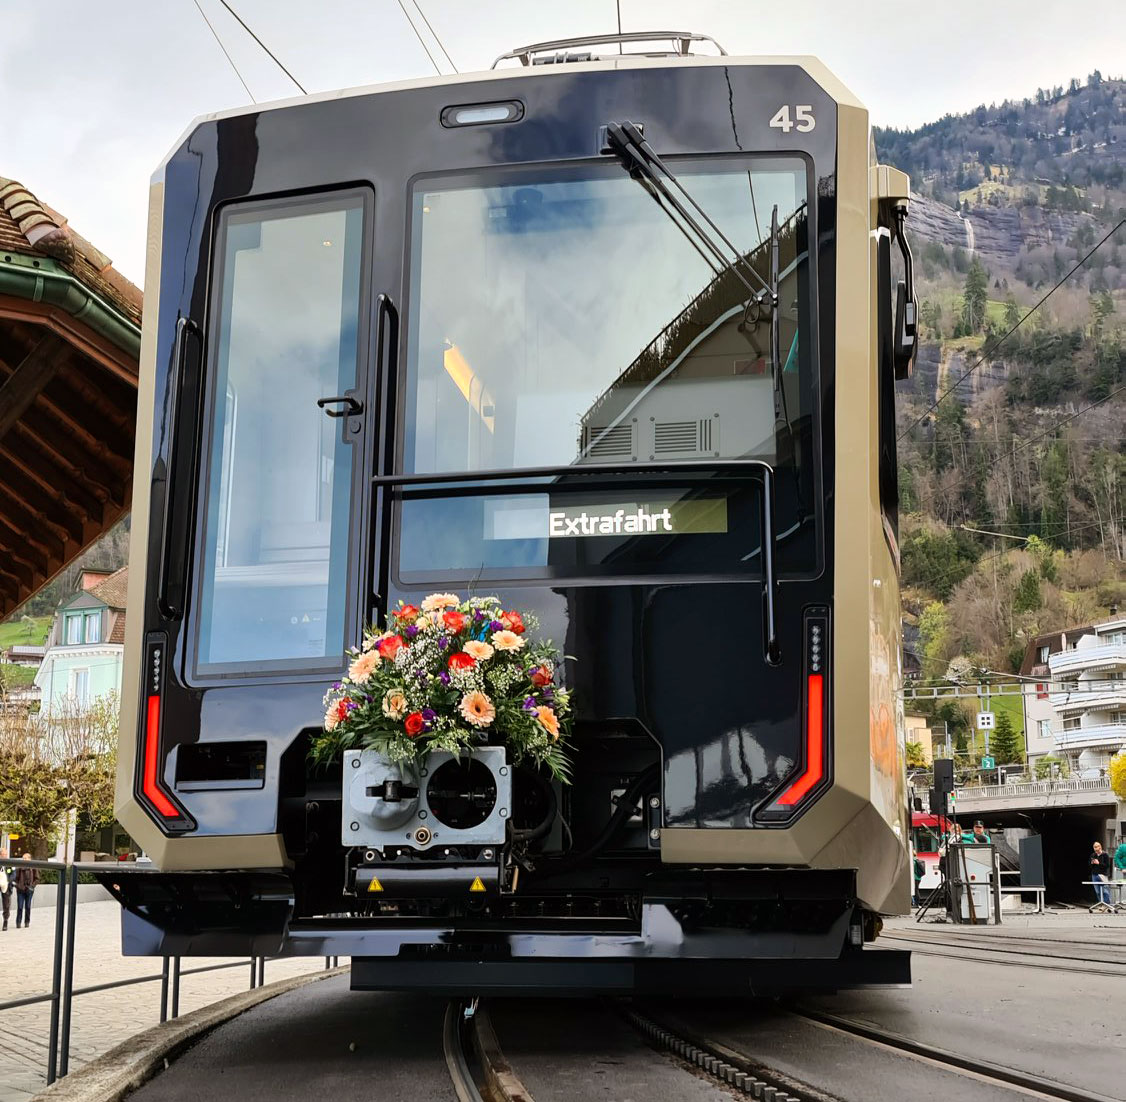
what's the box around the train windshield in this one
[400,159,815,581]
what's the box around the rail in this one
[0,859,339,1087]
[964,776,1113,800]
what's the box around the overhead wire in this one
[216,0,308,94]
[409,0,458,72]
[192,0,257,102]
[395,0,442,74]
[897,218,1125,442]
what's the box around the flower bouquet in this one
[311,594,572,782]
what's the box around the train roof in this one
[155,52,863,180]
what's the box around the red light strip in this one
[776,673,824,807]
[142,695,179,817]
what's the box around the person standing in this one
[0,848,12,931]
[14,854,37,929]
[962,820,991,844]
[1114,839,1126,881]
[1088,842,1111,906]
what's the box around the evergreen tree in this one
[961,258,989,334]
[990,712,1022,765]
[1012,569,1042,613]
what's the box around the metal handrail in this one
[370,458,780,662]
[0,860,340,1086]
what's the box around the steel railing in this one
[0,859,339,1086]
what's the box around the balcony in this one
[1054,722,1126,753]
[1048,642,1126,677]
[1049,687,1126,714]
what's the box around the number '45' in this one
[769,105,815,133]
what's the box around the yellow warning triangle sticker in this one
[469,877,486,893]
[367,877,383,893]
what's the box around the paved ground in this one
[0,901,330,1102]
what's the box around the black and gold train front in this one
[101,38,919,992]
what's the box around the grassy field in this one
[0,662,37,688]
[0,614,51,650]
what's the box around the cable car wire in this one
[409,0,458,72]
[192,0,256,103]
[216,0,308,94]
[897,218,1124,443]
[395,0,442,74]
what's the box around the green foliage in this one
[901,520,980,599]
[961,259,990,334]
[905,742,929,769]
[989,711,1022,764]
[1012,569,1042,613]
[918,601,953,678]
[1034,754,1070,780]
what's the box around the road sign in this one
[976,711,995,730]
[981,755,995,770]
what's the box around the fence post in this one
[46,865,67,1085]
[172,957,181,1020]
[248,957,257,990]
[58,864,80,1076]
[160,957,170,1023]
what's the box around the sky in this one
[2,0,1122,285]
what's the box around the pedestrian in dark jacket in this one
[1088,842,1111,906]
[14,855,37,929]
[0,848,13,931]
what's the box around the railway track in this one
[629,1003,1120,1102]
[879,927,1126,977]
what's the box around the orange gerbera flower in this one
[459,691,496,728]
[535,706,560,739]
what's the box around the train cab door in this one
[189,190,374,680]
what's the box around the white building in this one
[1046,617,1126,775]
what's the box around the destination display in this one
[485,497,729,540]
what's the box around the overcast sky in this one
[2,0,1121,285]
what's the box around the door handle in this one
[317,395,364,418]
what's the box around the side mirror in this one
[892,207,917,379]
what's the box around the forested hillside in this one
[877,73,1125,677]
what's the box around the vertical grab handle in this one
[761,465,780,665]
[157,315,199,619]
[367,294,399,627]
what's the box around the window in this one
[84,611,100,644]
[69,668,90,706]
[401,160,815,582]
[1038,645,1051,664]
[65,613,83,645]
[1110,712,1126,725]
[193,193,367,674]
[1062,716,1081,731]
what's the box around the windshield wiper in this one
[603,120,782,664]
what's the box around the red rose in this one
[395,604,420,621]
[447,652,476,671]
[335,700,352,722]
[404,712,425,737]
[503,610,525,634]
[442,610,467,633]
[377,634,405,659]
[530,664,552,688]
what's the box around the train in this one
[98,31,919,994]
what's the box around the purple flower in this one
[438,670,451,686]
[415,668,427,681]
[541,686,554,701]
[474,610,485,622]
[405,624,419,638]
[522,695,537,712]
[438,635,449,650]
[489,620,504,631]
[421,708,437,720]
[333,681,342,690]
[343,699,359,713]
